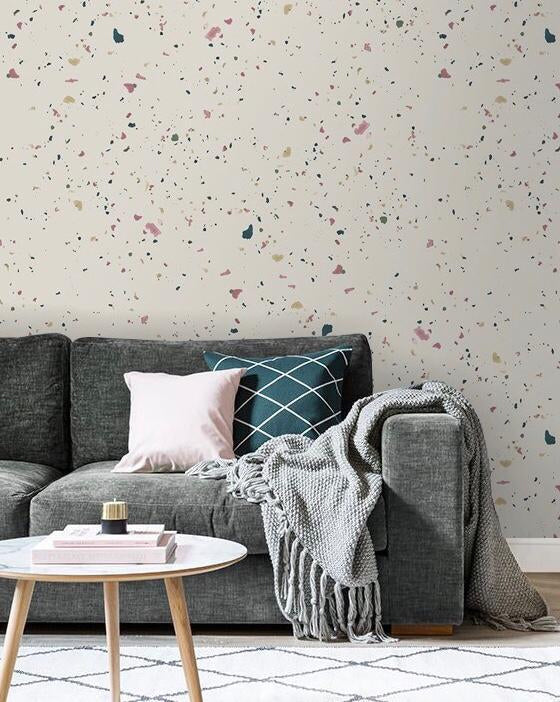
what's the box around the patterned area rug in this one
[7,645,560,701]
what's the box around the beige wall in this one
[1,3,558,536]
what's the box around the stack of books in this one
[31,524,177,564]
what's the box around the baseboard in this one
[507,538,560,573]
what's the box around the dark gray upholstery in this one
[0,553,390,625]
[31,461,266,554]
[0,334,70,470]
[30,461,387,553]
[382,413,464,624]
[0,332,466,628]
[0,461,63,539]
[70,335,372,468]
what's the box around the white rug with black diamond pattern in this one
[6,645,560,701]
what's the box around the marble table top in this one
[0,534,247,582]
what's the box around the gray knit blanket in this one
[187,381,558,642]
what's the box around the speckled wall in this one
[1,3,558,536]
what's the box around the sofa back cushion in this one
[0,334,70,470]
[70,335,372,468]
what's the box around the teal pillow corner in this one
[204,347,352,456]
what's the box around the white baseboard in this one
[507,538,560,573]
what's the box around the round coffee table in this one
[0,533,247,702]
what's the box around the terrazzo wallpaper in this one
[1,2,558,536]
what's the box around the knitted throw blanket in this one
[187,381,558,642]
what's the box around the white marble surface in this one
[0,534,247,581]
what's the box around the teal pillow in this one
[204,347,352,455]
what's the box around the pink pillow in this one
[112,368,245,473]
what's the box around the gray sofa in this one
[0,333,464,626]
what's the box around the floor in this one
[4,574,558,650]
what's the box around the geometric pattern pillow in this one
[204,347,352,456]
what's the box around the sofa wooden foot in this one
[391,624,453,636]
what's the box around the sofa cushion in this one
[0,334,70,470]
[30,461,267,553]
[0,461,63,539]
[113,368,245,472]
[30,461,387,553]
[204,347,353,455]
[70,335,372,468]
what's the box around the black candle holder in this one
[101,500,128,535]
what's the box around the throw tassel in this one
[186,459,231,479]
[318,570,334,641]
[345,582,396,643]
[328,595,341,638]
[355,586,364,627]
[347,586,358,640]
[334,582,347,634]
[347,586,375,642]
[291,619,304,639]
[373,579,396,643]
[281,527,293,601]
[477,613,560,632]
[229,456,272,503]
[188,456,276,505]
[285,533,300,615]
[309,560,319,638]
[298,548,310,638]
[356,583,372,635]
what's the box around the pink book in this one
[52,524,167,548]
[32,532,176,564]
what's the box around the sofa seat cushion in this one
[0,461,63,539]
[30,461,268,554]
[30,461,387,553]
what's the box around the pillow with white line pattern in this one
[203,347,352,456]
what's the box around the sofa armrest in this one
[382,413,463,625]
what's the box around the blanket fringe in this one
[189,457,395,643]
[298,548,310,638]
[473,613,560,632]
[276,526,395,643]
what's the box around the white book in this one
[32,532,176,564]
[52,524,166,548]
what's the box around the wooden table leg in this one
[165,577,203,702]
[0,579,35,702]
[103,581,120,702]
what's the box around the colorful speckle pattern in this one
[0,3,558,536]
